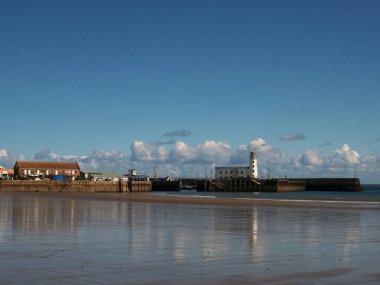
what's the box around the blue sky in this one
[1,0,379,182]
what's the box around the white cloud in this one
[130,140,232,177]
[92,148,126,160]
[327,144,361,167]
[291,150,324,176]
[231,138,282,165]
[247,138,274,154]
[363,155,377,164]
[298,150,324,166]
[33,149,86,162]
[1,140,379,182]
[169,141,200,162]
[80,148,129,172]
[199,140,231,163]
[30,148,129,173]
[131,141,168,162]
[287,144,366,178]
[167,140,231,164]
[230,141,375,180]
[0,148,24,168]
[0,149,8,158]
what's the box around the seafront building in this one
[215,152,258,179]
[81,170,125,181]
[0,166,14,179]
[13,161,81,180]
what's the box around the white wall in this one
[215,152,258,179]
[215,167,250,179]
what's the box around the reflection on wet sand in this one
[0,193,379,284]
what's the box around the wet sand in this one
[1,192,380,284]
[3,191,380,208]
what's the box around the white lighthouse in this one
[249,151,258,179]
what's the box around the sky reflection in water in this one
[1,194,380,284]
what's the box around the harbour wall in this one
[198,178,361,192]
[303,178,361,191]
[0,178,360,193]
[0,180,152,193]
[152,179,182,191]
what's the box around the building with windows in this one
[0,166,14,179]
[81,170,124,181]
[13,161,81,180]
[215,152,258,179]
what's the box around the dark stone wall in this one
[0,180,151,193]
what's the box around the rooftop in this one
[15,161,80,170]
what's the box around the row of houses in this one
[0,162,125,181]
[13,161,81,180]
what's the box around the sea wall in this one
[197,178,361,192]
[128,181,152,192]
[198,179,277,192]
[303,178,361,191]
[277,179,306,192]
[0,180,151,193]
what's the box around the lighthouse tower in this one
[249,152,258,178]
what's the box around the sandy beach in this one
[2,191,380,209]
[1,192,380,284]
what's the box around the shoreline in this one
[1,191,380,209]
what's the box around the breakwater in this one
[0,178,360,193]
[152,179,182,191]
[0,180,152,193]
[197,178,361,192]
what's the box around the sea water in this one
[152,184,380,203]
[1,189,380,284]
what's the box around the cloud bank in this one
[1,139,379,182]
[0,148,24,168]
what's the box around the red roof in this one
[15,161,80,170]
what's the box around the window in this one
[220,171,222,175]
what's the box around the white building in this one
[215,152,258,179]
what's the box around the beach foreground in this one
[1,192,380,284]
